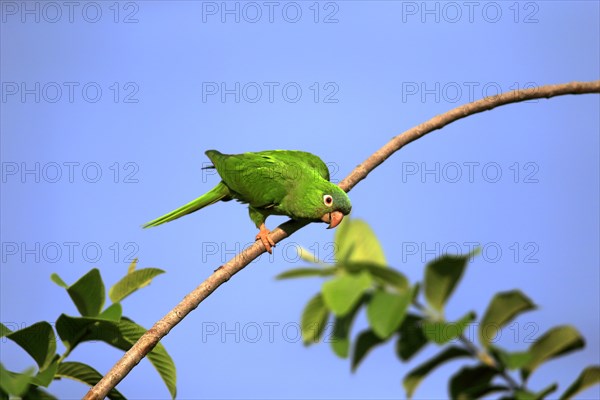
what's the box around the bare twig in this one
[84,80,599,399]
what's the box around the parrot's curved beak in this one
[322,211,344,229]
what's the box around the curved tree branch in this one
[84,80,600,399]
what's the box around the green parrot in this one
[143,150,352,253]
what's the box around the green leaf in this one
[522,325,585,381]
[6,322,57,369]
[297,247,321,264]
[56,311,175,397]
[491,346,532,370]
[127,257,138,273]
[367,288,412,339]
[422,312,476,345]
[515,385,559,400]
[98,303,123,322]
[412,282,421,302]
[50,273,68,288]
[56,314,130,352]
[334,218,386,266]
[67,268,105,317]
[449,364,501,400]
[301,293,330,345]
[330,295,365,358]
[275,267,337,280]
[0,364,34,396]
[119,318,177,399]
[55,315,176,399]
[109,267,165,303]
[322,272,372,316]
[396,314,429,361]
[560,366,600,400]
[479,290,536,347]
[351,330,385,372]
[535,383,558,399]
[344,262,409,291]
[403,346,471,398]
[31,358,59,387]
[0,323,11,337]
[56,362,126,400]
[514,389,537,400]
[21,386,58,399]
[55,314,113,351]
[424,251,477,313]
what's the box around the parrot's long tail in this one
[142,182,230,228]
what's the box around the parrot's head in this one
[320,184,352,229]
[294,182,351,229]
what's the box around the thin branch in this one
[414,297,520,390]
[339,80,600,190]
[457,333,520,391]
[84,80,599,400]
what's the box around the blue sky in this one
[1,1,599,399]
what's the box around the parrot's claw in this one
[256,224,275,254]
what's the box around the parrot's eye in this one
[323,194,333,206]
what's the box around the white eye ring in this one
[323,194,333,207]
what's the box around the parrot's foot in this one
[256,224,275,254]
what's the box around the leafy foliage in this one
[301,293,330,344]
[4,322,57,370]
[322,272,372,316]
[277,218,600,399]
[403,346,471,397]
[449,364,505,399]
[65,268,106,317]
[351,330,385,372]
[479,290,536,348]
[109,259,165,303]
[560,366,600,399]
[367,289,413,339]
[1,259,173,399]
[422,311,476,345]
[330,295,366,358]
[56,362,126,400]
[334,218,386,266]
[521,326,585,381]
[4,217,597,399]
[424,251,477,314]
[395,314,429,361]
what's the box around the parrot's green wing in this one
[142,181,231,228]
[206,150,326,209]
[257,150,330,181]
